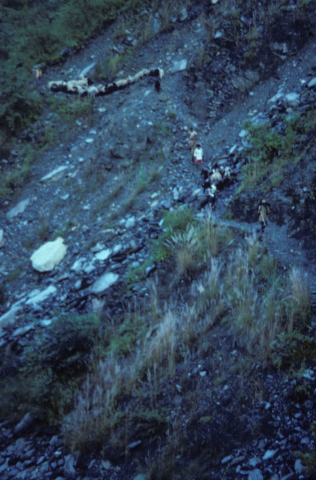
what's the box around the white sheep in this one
[210,171,222,182]
[48,80,67,91]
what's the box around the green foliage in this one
[154,122,173,137]
[48,96,94,126]
[240,115,301,190]
[126,207,196,285]
[297,421,316,473]
[132,407,168,439]
[23,314,100,377]
[0,313,100,424]
[0,145,36,198]
[0,0,143,136]
[107,314,146,358]
[272,330,316,369]
[164,206,196,232]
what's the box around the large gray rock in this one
[0,228,4,248]
[6,198,30,220]
[30,237,67,272]
[40,166,68,182]
[90,272,119,295]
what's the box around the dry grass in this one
[287,267,310,331]
[165,225,199,277]
[63,223,311,454]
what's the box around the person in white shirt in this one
[194,144,204,170]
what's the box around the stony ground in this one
[1,3,316,480]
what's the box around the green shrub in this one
[272,331,316,369]
[0,313,100,424]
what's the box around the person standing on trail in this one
[35,66,42,84]
[258,199,270,233]
[194,143,204,170]
[188,127,198,163]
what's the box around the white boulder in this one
[30,237,67,272]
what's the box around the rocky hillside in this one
[1,1,316,479]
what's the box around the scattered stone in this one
[125,216,136,229]
[95,249,112,261]
[91,242,106,253]
[262,449,278,460]
[64,454,76,478]
[101,460,112,470]
[248,469,263,480]
[13,325,34,337]
[30,237,67,272]
[283,92,300,107]
[90,272,119,295]
[294,459,303,473]
[249,457,261,467]
[26,285,57,306]
[307,77,316,88]
[14,413,34,434]
[178,6,188,21]
[127,440,142,450]
[170,59,187,73]
[71,258,85,273]
[40,166,68,182]
[79,62,96,78]
[6,199,31,220]
[221,455,233,464]
[0,305,22,331]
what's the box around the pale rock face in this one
[30,237,67,272]
[90,272,119,295]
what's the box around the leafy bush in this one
[0,313,100,424]
[0,0,144,136]
[23,314,100,377]
[272,331,316,369]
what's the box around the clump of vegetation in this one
[0,313,100,424]
[63,225,311,457]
